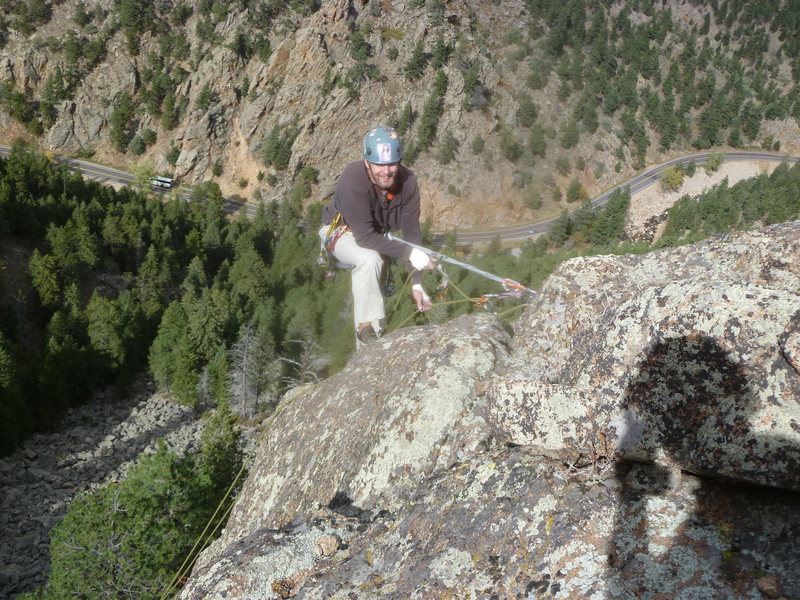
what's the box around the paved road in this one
[455,151,800,244]
[1,145,797,243]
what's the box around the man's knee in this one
[354,249,384,272]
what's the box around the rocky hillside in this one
[175,219,800,599]
[1,0,800,230]
[0,380,202,597]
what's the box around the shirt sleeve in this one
[398,180,424,285]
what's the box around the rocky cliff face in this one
[1,0,547,230]
[4,1,798,232]
[176,220,800,599]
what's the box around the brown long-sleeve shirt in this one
[322,160,423,262]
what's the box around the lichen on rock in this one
[178,221,800,600]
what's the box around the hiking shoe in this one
[357,324,382,345]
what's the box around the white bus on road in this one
[149,176,173,188]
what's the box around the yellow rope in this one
[387,269,413,321]
[496,301,530,319]
[162,262,533,596]
[161,396,298,598]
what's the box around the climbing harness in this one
[386,233,537,309]
[318,212,352,275]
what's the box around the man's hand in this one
[412,284,432,312]
[409,248,436,270]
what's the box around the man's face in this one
[365,160,399,191]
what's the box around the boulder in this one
[196,313,511,569]
[178,221,800,599]
[487,221,800,491]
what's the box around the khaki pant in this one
[319,226,386,333]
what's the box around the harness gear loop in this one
[318,212,352,275]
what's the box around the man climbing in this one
[320,125,435,346]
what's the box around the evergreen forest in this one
[2,141,800,460]
[3,0,800,596]
[1,150,799,599]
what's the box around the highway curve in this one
[1,145,796,244]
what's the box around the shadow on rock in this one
[611,335,800,598]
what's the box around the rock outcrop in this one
[490,220,800,491]
[178,220,800,599]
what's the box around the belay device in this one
[387,233,537,308]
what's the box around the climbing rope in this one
[160,394,299,599]
[386,234,538,298]
[383,235,537,332]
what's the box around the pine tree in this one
[184,287,230,364]
[135,245,171,321]
[548,210,572,247]
[200,401,244,490]
[86,291,127,369]
[28,249,61,308]
[528,125,547,158]
[0,332,32,456]
[560,119,580,149]
[517,94,538,128]
[149,300,188,390]
[109,92,135,152]
[228,318,278,418]
[205,344,231,407]
[395,101,414,136]
[566,177,586,202]
[430,35,452,68]
[46,442,217,599]
[403,40,427,81]
[741,101,762,141]
[38,307,95,427]
[171,335,201,406]
[161,90,179,129]
[591,187,630,245]
[572,198,595,233]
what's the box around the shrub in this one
[141,129,157,146]
[436,131,458,164]
[128,134,145,155]
[660,166,684,192]
[499,129,523,162]
[525,189,542,210]
[165,145,180,166]
[566,177,586,202]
